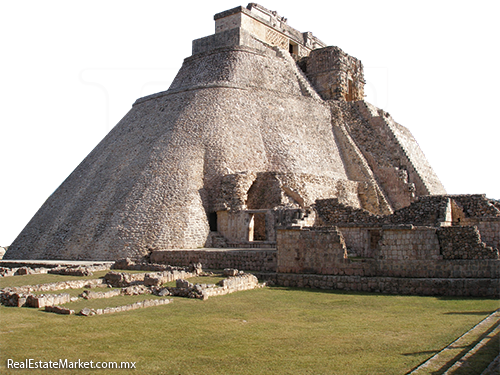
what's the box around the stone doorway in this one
[247,211,267,241]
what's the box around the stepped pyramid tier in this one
[5,3,445,261]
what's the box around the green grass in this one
[0,274,498,374]
[0,270,108,289]
[0,269,150,289]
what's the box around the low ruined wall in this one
[4,278,105,294]
[79,299,173,316]
[437,226,498,260]
[254,273,498,298]
[26,293,72,308]
[151,249,277,272]
[476,219,500,250]
[276,227,347,274]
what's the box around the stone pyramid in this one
[5,4,445,260]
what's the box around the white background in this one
[1,0,499,246]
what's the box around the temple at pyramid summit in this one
[5,4,499,297]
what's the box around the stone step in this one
[409,309,500,374]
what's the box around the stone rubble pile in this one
[103,272,145,287]
[48,264,110,277]
[0,291,31,307]
[80,285,152,300]
[0,266,49,277]
[151,270,262,300]
[452,195,500,218]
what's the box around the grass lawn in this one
[0,274,498,374]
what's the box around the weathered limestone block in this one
[81,289,121,300]
[176,279,192,289]
[45,305,74,315]
[217,273,259,291]
[26,293,72,308]
[223,268,239,276]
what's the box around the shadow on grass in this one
[436,296,500,302]
[444,311,496,316]
[267,285,386,297]
[402,349,439,356]
[267,286,500,305]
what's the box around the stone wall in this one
[333,100,446,211]
[305,46,364,101]
[314,196,499,258]
[336,226,371,257]
[476,219,500,250]
[437,226,499,260]
[276,227,347,274]
[314,198,378,225]
[374,259,498,279]
[150,249,277,272]
[254,273,498,297]
[210,4,325,58]
[378,227,441,260]
[386,196,451,226]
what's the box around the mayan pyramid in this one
[5,3,446,261]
